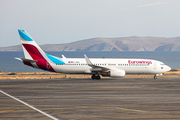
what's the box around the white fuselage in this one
[50,58,171,75]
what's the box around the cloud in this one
[137,2,168,8]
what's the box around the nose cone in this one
[166,66,171,72]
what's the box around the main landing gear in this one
[91,74,101,80]
[154,75,157,79]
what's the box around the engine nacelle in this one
[110,69,126,78]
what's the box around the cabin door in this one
[153,62,157,69]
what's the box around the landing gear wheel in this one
[91,74,96,79]
[91,75,101,80]
[95,75,101,80]
[154,75,157,79]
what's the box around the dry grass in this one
[0,69,180,80]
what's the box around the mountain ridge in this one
[1,36,180,51]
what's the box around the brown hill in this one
[1,36,180,51]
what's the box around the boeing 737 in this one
[16,29,171,79]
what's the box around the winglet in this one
[84,54,93,66]
[62,55,66,59]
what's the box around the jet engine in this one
[110,68,125,78]
[101,68,125,78]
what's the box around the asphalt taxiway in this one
[0,78,180,120]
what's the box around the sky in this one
[1,0,180,47]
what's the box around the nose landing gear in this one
[154,75,157,79]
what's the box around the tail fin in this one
[18,29,47,61]
[18,29,64,72]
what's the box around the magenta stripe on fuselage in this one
[22,44,55,72]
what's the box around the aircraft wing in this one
[84,54,110,72]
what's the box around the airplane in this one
[16,29,171,79]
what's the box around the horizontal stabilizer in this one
[15,57,37,63]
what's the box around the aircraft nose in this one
[166,66,171,71]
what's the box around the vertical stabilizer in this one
[18,29,47,60]
[17,29,64,72]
